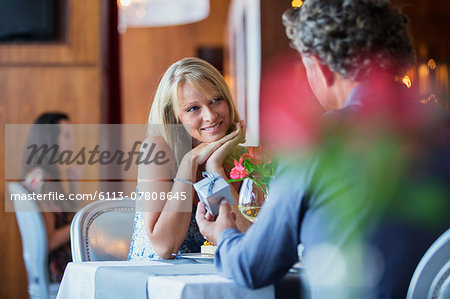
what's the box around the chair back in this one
[407,228,450,299]
[70,198,135,262]
[9,182,54,298]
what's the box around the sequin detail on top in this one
[127,201,204,260]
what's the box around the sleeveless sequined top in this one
[127,201,205,260]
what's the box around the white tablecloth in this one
[56,260,275,299]
[147,275,273,299]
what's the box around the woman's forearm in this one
[48,224,71,251]
[142,156,198,259]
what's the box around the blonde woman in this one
[128,58,251,260]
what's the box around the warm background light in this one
[402,75,412,88]
[292,0,303,8]
[118,0,210,32]
[119,0,131,7]
[427,58,437,70]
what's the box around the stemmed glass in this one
[238,178,267,222]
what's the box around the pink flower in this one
[230,157,248,179]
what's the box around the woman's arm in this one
[142,132,242,259]
[66,166,83,195]
[139,137,193,259]
[205,121,252,232]
[41,212,71,251]
[37,178,72,252]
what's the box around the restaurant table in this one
[56,259,308,299]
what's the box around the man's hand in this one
[196,200,239,245]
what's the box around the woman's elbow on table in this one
[145,231,178,260]
[154,248,176,260]
[150,241,177,260]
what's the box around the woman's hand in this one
[66,165,83,181]
[206,120,246,172]
[66,165,83,195]
[188,122,244,167]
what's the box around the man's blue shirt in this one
[214,82,449,298]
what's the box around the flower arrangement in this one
[228,145,276,195]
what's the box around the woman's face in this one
[58,120,75,152]
[177,82,231,144]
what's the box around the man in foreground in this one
[196,0,449,298]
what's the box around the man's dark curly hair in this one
[283,0,415,81]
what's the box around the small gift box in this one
[193,172,234,216]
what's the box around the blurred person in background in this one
[196,0,449,297]
[22,112,82,281]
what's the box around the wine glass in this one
[238,178,267,222]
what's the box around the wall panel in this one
[0,0,100,65]
[120,0,232,125]
[0,1,103,298]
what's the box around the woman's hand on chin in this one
[206,120,246,171]
[188,122,245,167]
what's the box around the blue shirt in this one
[214,82,449,298]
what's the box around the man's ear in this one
[311,56,334,87]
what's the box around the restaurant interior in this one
[0,0,449,298]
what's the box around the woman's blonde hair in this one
[147,57,240,166]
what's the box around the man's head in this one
[283,0,415,109]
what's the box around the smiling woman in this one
[147,57,241,166]
[127,57,251,261]
[177,82,231,144]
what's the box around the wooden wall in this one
[120,0,232,125]
[0,1,104,298]
[118,0,318,148]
